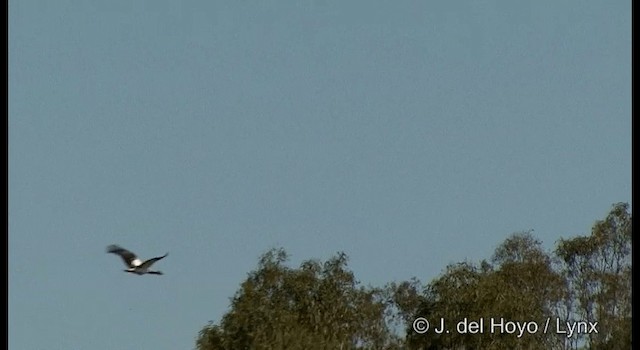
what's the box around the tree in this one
[486,231,566,349]
[555,202,632,349]
[195,203,632,349]
[196,248,401,350]
[396,231,565,350]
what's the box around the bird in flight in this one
[107,244,169,275]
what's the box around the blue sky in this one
[9,1,630,349]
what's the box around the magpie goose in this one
[107,245,168,275]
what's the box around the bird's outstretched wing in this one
[107,245,142,268]
[139,252,169,270]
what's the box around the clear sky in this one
[9,1,631,349]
